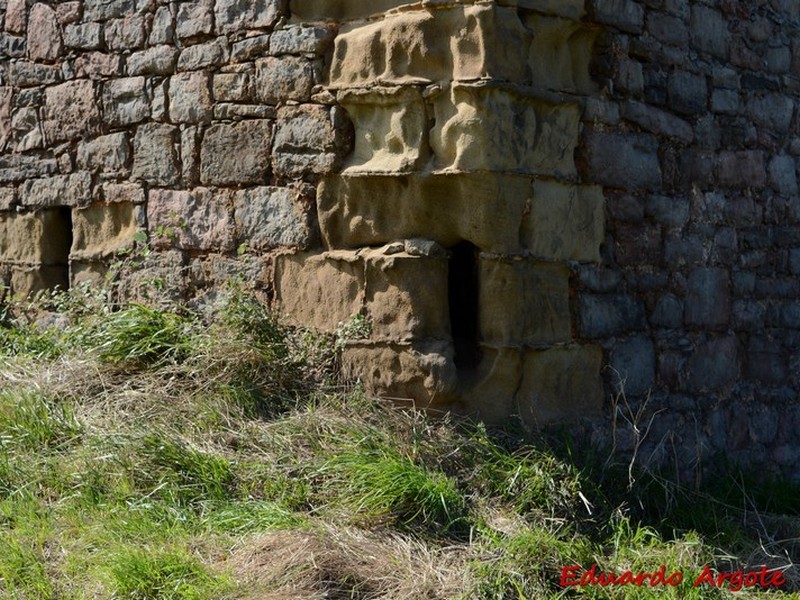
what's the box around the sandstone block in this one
[42,80,100,143]
[459,346,523,423]
[233,186,313,250]
[341,341,458,408]
[132,123,179,186]
[177,37,228,71]
[10,267,69,297]
[271,25,335,55]
[516,345,604,424]
[168,72,212,123]
[275,251,364,332]
[215,0,279,33]
[70,202,141,260]
[582,130,661,190]
[317,174,531,254]
[27,3,62,62]
[176,0,213,39]
[525,14,598,94]
[363,249,450,342]
[105,15,146,50]
[479,258,571,347]
[77,132,131,178]
[525,181,605,262]
[200,120,272,186]
[339,87,428,173]
[147,187,233,251]
[103,77,149,127]
[431,85,580,177]
[255,57,314,105]
[0,209,71,264]
[330,5,529,88]
[0,188,16,210]
[84,0,133,21]
[63,22,102,49]
[21,172,92,208]
[127,45,179,75]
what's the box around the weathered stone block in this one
[0,188,16,210]
[587,0,643,33]
[622,101,694,143]
[363,249,450,342]
[690,5,729,59]
[0,209,71,264]
[132,123,179,186]
[582,130,661,190]
[8,61,62,87]
[70,202,141,260]
[275,251,364,332]
[685,267,730,329]
[177,37,228,71]
[747,94,795,134]
[168,72,212,123]
[288,0,406,21]
[339,87,427,173]
[42,80,100,143]
[517,345,604,424]
[149,5,173,45]
[769,154,799,197]
[103,77,149,127]
[147,187,233,251]
[431,85,580,177]
[200,120,272,186]
[684,335,738,393]
[341,341,458,408]
[460,346,523,423]
[5,0,28,34]
[610,334,655,396]
[213,72,253,102]
[105,16,146,51]
[231,35,269,62]
[318,174,531,254]
[77,132,131,177]
[63,22,102,49]
[0,33,27,58]
[716,150,766,188]
[56,2,81,25]
[215,0,279,33]
[21,173,92,208]
[479,257,571,347]
[127,45,179,76]
[75,52,122,79]
[10,105,43,152]
[274,104,342,177]
[27,3,62,62]
[175,0,213,39]
[578,293,646,338]
[84,0,133,21]
[525,181,605,262]
[233,186,313,250]
[667,71,708,116]
[271,25,335,55]
[255,57,314,105]
[100,182,144,205]
[0,154,58,184]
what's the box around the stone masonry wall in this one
[2,0,800,481]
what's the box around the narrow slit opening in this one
[448,241,481,371]
[52,207,72,291]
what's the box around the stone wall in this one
[1,0,799,480]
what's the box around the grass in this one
[0,287,798,598]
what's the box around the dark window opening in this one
[448,241,481,371]
[50,207,72,291]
